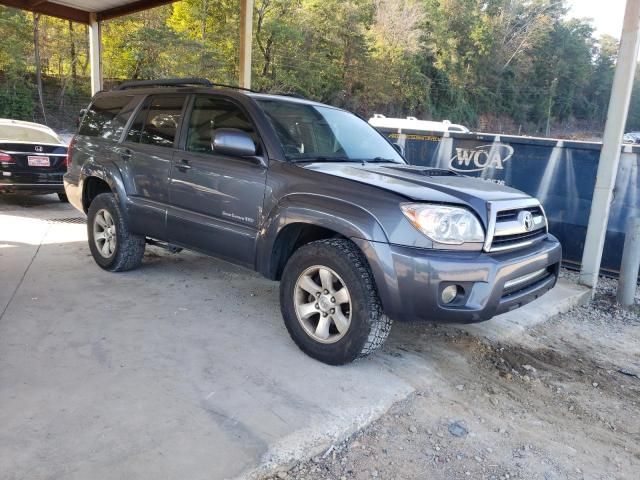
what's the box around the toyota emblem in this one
[34,145,44,152]
[519,211,534,231]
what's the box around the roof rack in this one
[114,78,255,92]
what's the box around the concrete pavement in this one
[0,194,589,479]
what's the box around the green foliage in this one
[0,7,34,118]
[0,1,637,136]
[0,76,34,119]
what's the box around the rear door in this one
[167,95,267,266]
[118,94,188,240]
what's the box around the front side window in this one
[126,95,186,147]
[186,96,255,154]
[256,100,405,163]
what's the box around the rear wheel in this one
[58,192,69,203]
[280,239,392,365]
[87,193,145,272]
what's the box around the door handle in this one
[120,148,132,161]
[176,159,191,171]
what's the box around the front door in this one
[118,94,187,239]
[167,95,267,267]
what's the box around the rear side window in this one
[110,97,141,140]
[79,95,135,138]
[126,95,186,148]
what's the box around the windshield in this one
[256,100,405,163]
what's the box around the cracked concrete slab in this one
[0,195,413,480]
[457,279,590,342]
[0,194,588,480]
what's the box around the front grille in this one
[491,228,547,250]
[502,267,553,298]
[496,206,543,222]
[487,202,548,252]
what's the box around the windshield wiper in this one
[290,156,403,164]
[290,156,360,163]
[364,157,401,164]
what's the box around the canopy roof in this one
[0,0,178,23]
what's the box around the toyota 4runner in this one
[64,78,561,365]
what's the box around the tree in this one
[33,13,46,124]
[254,0,300,82]
[167,0,240,82]
[0,0,637,137]
[0,6,34,119]
[587,35,618,125]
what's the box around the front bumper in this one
[354,235,561,323]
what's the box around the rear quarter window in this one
[79,95,137,139]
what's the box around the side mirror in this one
[212,128,256,157]
[392,143,404,156]
[76,108,87,127]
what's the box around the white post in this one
[88,12,102,95]
[580,0,640,288]
[617,217,640,306]
[239,0,254,89]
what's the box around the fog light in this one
[441,285,459,304]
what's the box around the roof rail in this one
[114,78,255,92]
[270,91,308,99]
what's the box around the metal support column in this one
[239,0,254,90]
[88,12,102,95]
[617,217,640,306]
[580,0,640,288]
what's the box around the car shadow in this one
[0,193,64,208]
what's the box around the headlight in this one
[400,204,485,245]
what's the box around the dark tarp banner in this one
[378,129,640,274]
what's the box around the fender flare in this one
[256,193,389,278]
[80,161,129,217]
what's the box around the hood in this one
[302,162,532,221]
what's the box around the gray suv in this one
[64,78,561,365]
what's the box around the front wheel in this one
[87,193,145,272]
[280,239,392,365]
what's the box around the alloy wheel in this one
[93,208,117,258]
[293,265,352,343]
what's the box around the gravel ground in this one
[265,272,640,480]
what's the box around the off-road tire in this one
[280,238,393,365]
[58,192,69,203]
[87,193,145,272]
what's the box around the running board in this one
[145,238,183,253]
